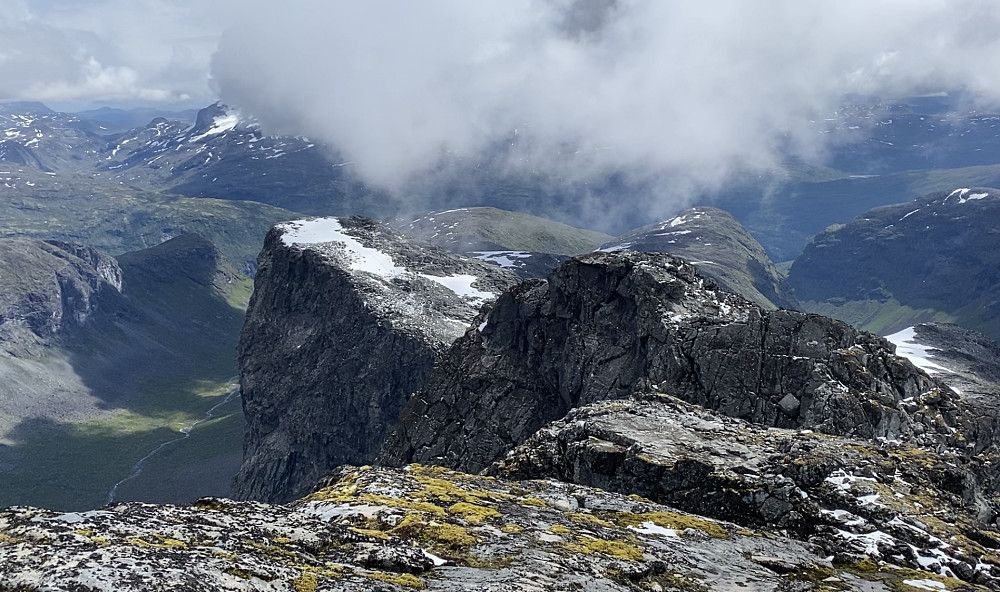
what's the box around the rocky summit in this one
[381,250,966,473]
[495,394,999,586]
[233,217,519,503]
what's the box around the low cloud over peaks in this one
[211,1,1000,203]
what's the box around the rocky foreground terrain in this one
[4,217,1000,590]
[3,462,994,591]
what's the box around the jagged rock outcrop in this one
[0,239,123,353]
[600,206,797,309]
[493,394,1000,586]
[234,217,519,503]
[381,251,961,473]
[3,464,983,591]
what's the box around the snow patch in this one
[279,218,405,280]
[472,251,531,268]
[628,521,679,538]
[420,274,493,301]
[189,112,240,142]
[902,579,946,591]
[423,549,448,566]
[884,327,952,375]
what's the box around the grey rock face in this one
[0,465,945,591]
[381,251,959,473]
[600,206,797,310]
[492,394,1000,587]
[234,217,519,503]
[0,239,123,351]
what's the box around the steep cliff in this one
[0,239,123,353]
[381,251,962,473]
[234,217,519,503]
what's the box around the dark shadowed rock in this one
[381,251,960,473]
[234,217,519,503]
[600,206,797,309]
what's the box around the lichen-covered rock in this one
[492,393,1000,587]
[2,465,978,591]
[381,251,961,473]
[234,217,519,503]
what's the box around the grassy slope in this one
[0,168,298,270]
[401,206,613,255]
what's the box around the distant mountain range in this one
[5,96,1000,262]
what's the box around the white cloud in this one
[209,0,1000,216]
[0,0,228,106]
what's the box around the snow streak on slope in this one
[885,327,952,375]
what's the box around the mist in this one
[211,0,1000,223]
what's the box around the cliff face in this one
[233,217,518,503]
[0,239,123,352]
[381,251,961,473]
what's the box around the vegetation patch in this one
[125,533,188,550]
[563,535,644,561]
[390,513,477,552]
[368,572,425,589]
[447,502,501,525]
[614,511,730,539]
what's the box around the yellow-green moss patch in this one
[447,502,501,525]
[368,572,426,589]
[563,536,644,561]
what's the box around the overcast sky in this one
[7,0,1000,207]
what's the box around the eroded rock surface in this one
[0,238,123,352]
[234,217,519,503]
[494,394,1000,587]
[3,465,980,591]
[382,251,962,473]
